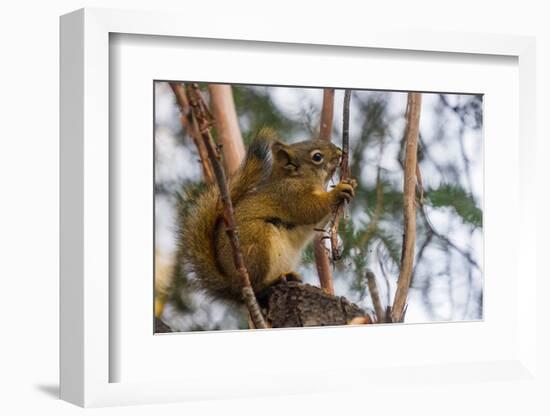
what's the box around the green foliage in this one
[358,181,404,217]
[372,229,402,266]
[358,95,390,144]
[350,95,390,180]
[426,184,482,228]
[232,86,299,143]
[301,243,316,265]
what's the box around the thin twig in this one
[187,83,267,329]
[340,90,352,180]
[329,89,352,261]
[313,88,337,295]
[410,230,434,289]
[416,161,424,204]
[365,270,385,323]
[376,243,392,307]
[169,82,215,182]
[420,206,481,271]
[391,92,422,323]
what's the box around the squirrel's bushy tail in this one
[179,182,227,298]
[179,128,276,301]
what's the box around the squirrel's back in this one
[179,128,276,301]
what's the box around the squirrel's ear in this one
[272,141,299,171]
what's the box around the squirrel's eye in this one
[311,151,324,164]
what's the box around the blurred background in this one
[154,82,483,331]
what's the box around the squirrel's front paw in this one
[331,179,357,204]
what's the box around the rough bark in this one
[261,281,367,327]
[156,282,370,332]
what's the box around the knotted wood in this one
[260,281,368,328]
[156,281,371,332]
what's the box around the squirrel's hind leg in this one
[218,218,274,293]
[278,271,303,283]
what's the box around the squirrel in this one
[179,128,357,303]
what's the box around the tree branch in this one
[313,88,336,295]
[340,90,352,180]
[208,84,246,175]
[416,160,425,204]
[187,83,267,329]
[313,234,335,295]
[366,270,386,323]
[168,82,215,182]
[329,89,352,261]
[319,88,335,139]
[391,92,422,323]
[159,281,372,331]
[261,281,370,327]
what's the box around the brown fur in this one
[180,128,356,303]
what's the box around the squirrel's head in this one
[271,139,342,186]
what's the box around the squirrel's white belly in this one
[267,225,314,280]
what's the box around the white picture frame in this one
[60,7,537,408]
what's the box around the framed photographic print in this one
[153,81,483,333]
[60,7,537,408]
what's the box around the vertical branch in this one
[168,82,215,182]
[329,89,352,261]
[340,90,352,180]
[313,234,335,295]
[208,84,246,175]
[319,88,335,139]
[415,162,424,203]
[187,84,267,329]
[366,270,385,323]
[314,88,336,295]
[391,92,422,323]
